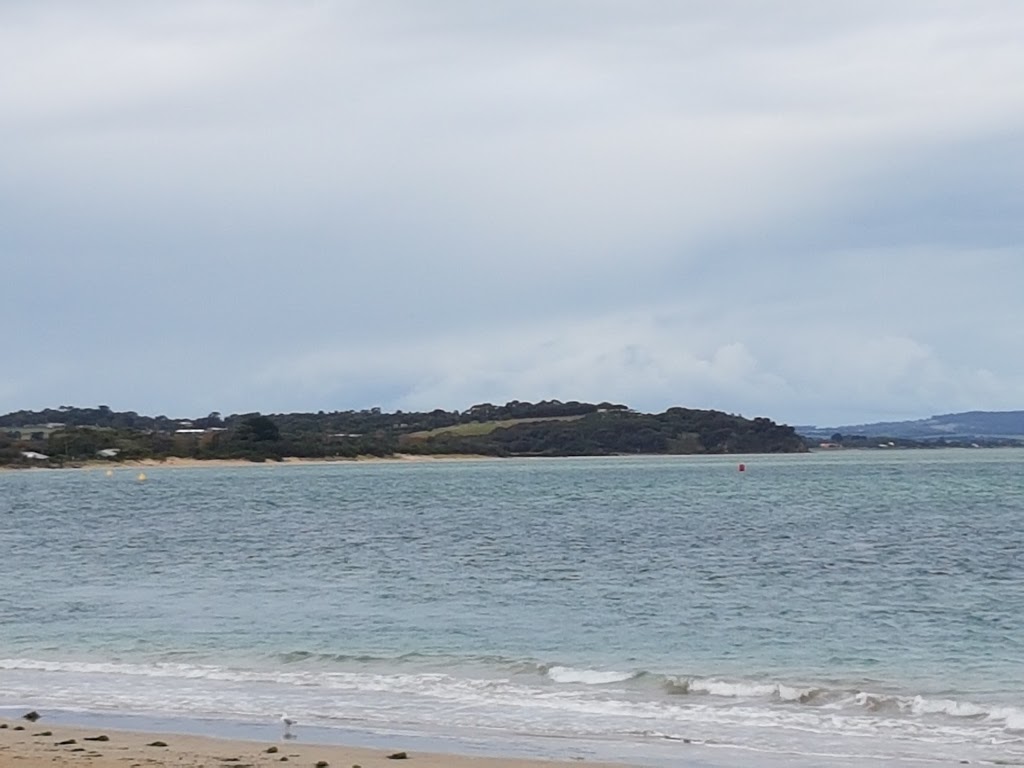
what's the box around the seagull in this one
[280,713,297,738]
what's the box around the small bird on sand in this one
[280,713,297,738]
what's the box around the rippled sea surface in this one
[2,450,1024,766]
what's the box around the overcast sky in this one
[3,1,1023,427]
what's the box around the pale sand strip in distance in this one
[0,454,503,471]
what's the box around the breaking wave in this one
[3,654,1023,742]
[545,665,637,685]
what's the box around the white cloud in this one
[247,300,987,425]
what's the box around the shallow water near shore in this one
[2,450,1024,766]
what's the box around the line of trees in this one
[0,401,807,466]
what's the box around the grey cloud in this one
[3,1,1023,423]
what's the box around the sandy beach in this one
[0,718,633,768]
[0,454,502,472]
[127,455,501,468]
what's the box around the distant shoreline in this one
[4,445,1019,473]
[0,454,503,471]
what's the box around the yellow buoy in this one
[137,472,147,482]
[105,469,114,477]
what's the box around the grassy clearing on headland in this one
[404,415,586,440]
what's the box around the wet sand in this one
[0,719,634,768]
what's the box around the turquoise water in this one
[2,451,1023,766]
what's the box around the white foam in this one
[911,695,986,718]
[848,688,1024,735]
[776,684,813,702]
[987,706,1024,731]
[546,666,634,685]
[688,679,780,698]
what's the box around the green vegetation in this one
[0,400,807,467]
[406,415,586,440]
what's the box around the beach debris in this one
[265,746,279,753]
[386,752,408,760]
[315,761,329,768]
[35,731,52,736]
[13,726,24,731]
[0,723,8,729]
[147,740,168,747]
[21,711,40,722]
[84,734,110,741]
[279,758,288,762]
[57,738,77,745]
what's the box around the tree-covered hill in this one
[0,400,806,466]
[402,407,804,457]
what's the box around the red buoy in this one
[738,463,746,472]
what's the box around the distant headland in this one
[0,401,808,467]
[796,410,1024,449]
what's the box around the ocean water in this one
[2,450,1023,766]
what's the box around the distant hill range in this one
[797,411,1024,443]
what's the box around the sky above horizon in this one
[4,1,1023,428]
